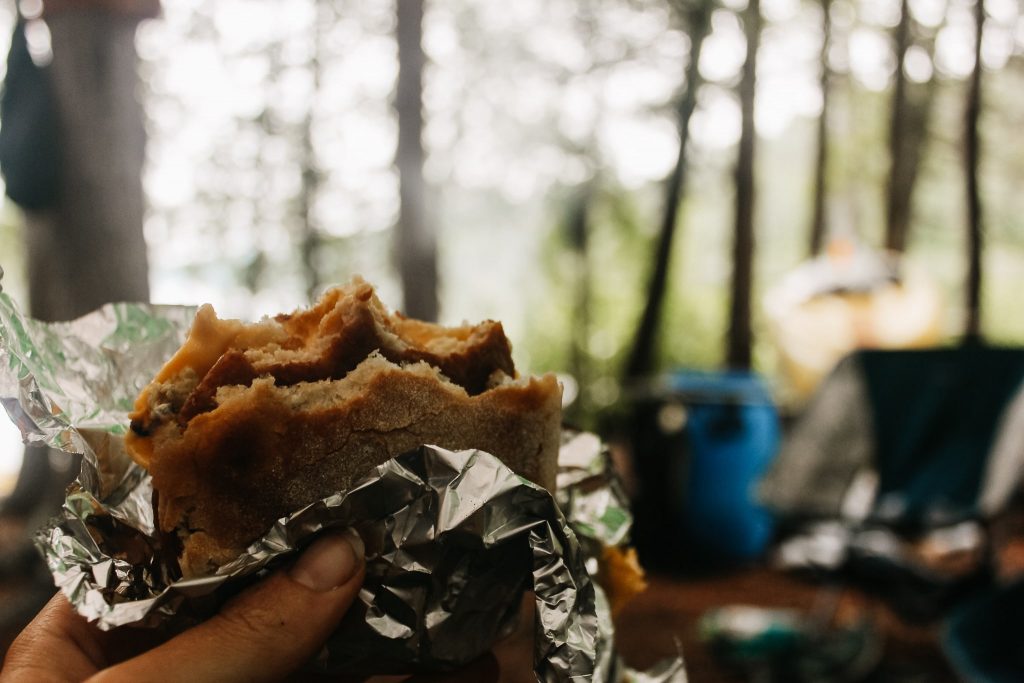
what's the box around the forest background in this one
[0,0,1021,450]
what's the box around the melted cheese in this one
[129,305,244,418]
[126,305,246,468]
[157,306,244,384]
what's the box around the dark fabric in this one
[0,19,61,209]
[862,347,1024,528]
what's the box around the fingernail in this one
[289,529,365,592]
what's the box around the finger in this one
[1,592,106,683]
[89,530,365,683]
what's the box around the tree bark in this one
[24,10,150,322]
[394,0,438,321]
[964,0,984,339]
[623,1,711,380]
[886,0,944,255]
[727,0,762,370]
[299,0,328,301]
[885,0,917,254]
[567,186,591,422]
[808,0,831,256]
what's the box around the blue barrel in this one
[631,370,780,568]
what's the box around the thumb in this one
[90,530,365,683]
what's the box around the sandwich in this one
[124,277,562,578]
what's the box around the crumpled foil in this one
[558,430,632,559]
[0,290,685,682]
[557,429,687,683]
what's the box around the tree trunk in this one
[25,10,150,322]
[808,0,831,256]
[567,186,591,422]
[299,0,328,301]
[623,2,711,381]
[964,0,984,339]
[394,0,438,321]
[885,0,915,253]
[886,0,944,255]
[727,0,762,370]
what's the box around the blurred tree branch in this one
[624,0,713,381]
[566,185,592,423]
[726,0,762,370]
[298,0,328,301]
[964,0,984,339]
[808,0,831,256]
[885,0,943,254]
[394,0,438,321]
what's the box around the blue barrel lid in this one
[666,369,776,407]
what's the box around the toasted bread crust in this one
[126,278,561,577]
[152,358,560,576]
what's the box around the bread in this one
[125,277,562,577]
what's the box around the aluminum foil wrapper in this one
[557,430,687,683]
[0,291,685,682]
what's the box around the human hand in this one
[1,531,366,683]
